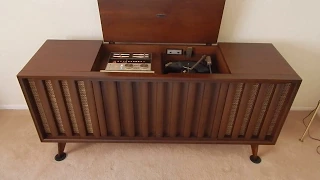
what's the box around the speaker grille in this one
[253,84,275,136]
[78,81,94,134]
[225,83,244,135]
[239,83,259,135]
[45,80,65,133]
[28,80,51,133]
[267,83,291,135]
[61,81,79,134]
[25,78,295,141]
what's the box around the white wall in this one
[219,0,320,110]
[0,0,102,109]
[0,0,319,109]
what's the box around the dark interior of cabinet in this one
[91,44,231,74]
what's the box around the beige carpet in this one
[0,110,319,180]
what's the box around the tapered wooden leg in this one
[250,144,261,164]
[54,143,67,161]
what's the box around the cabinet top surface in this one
[19,40,301,81]
[218,43,298,75]
[21,40,102,72]
[97,0,226,44]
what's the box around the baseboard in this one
[0,105,28,110]
[290,107,314,111]
[290,107,320,117]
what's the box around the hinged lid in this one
[97,0,226,44]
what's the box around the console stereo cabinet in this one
[17,0,301,163]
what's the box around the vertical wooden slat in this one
[192,83,205,137]
[183,83,197,137]
[120,82,135,137]
[163,83,173,136]
[84,81,101,137]
[18,79,46,140]
[211,83,229,138]
[178,83,189,137]
[156,82,165,137]
[258,84,284,140]
[34,80,59,136]
[140,82,149,137]
[197,83,213,137]
[245,84,269,139]
[169,83,181,137]
[51,80,72,137]
[218,83,237,139]
[92,81,107,136]
[206,83,220,137]
[271,83,300,143]
[150,83,157,136]
[132,83,140,136]
[102,82,121,137]
[67,80,87,137]
[231,83,253,139]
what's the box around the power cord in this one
[302,100,320,154]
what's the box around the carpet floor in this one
[0,110,319,180]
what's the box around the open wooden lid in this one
[97,0,226,44]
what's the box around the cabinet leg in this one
[54,143,67,161]
[249,144,261,164]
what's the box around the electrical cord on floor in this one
[302,100,320,154]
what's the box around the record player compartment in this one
[92,44,230,75]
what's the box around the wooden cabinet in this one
[17,0,301,163]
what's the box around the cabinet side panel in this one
[267,83,292,135]
[258,84,285,140]
[271,83,300,143]
[18,78,46,140]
